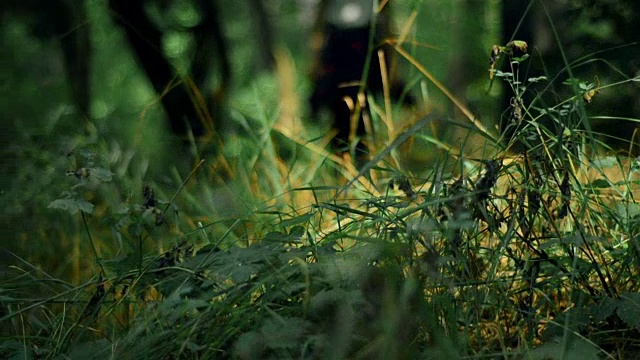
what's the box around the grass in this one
[3,8,640,360]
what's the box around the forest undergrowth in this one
[2,37,640,359]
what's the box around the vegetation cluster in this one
[2,1,639,359]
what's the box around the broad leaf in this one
[48,198,94,214]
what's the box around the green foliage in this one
[3,1,640,359]
[4,130,639,359]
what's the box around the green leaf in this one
[263,231,286,242]
[593,296,617,322]
[89,167,113,182]
[512,53,529,62]
[616,292,640,328]
[526,336,600,360]
[279,213,313,228]
[234,331,265,359]
[309,289,348,318]
[616,203,640,218]
[48,198,94,214]
[264,229,303,244]
[230,263,260,283]
[103,253,140,274]
[260,317,310,349]
[588,178,611,188]
[563,78,583,86]
[528,76,547,83]
[589,156,618,168]
[494,70,512,79]
[540,235,602,251]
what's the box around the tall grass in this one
[3,8,640,360]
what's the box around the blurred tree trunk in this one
[108,0,232,137]
[448,0,487,103]
[3,0,92,122]
[250,0,276,71]
[446,0,500,155]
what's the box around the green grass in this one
[3,3,640,359]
